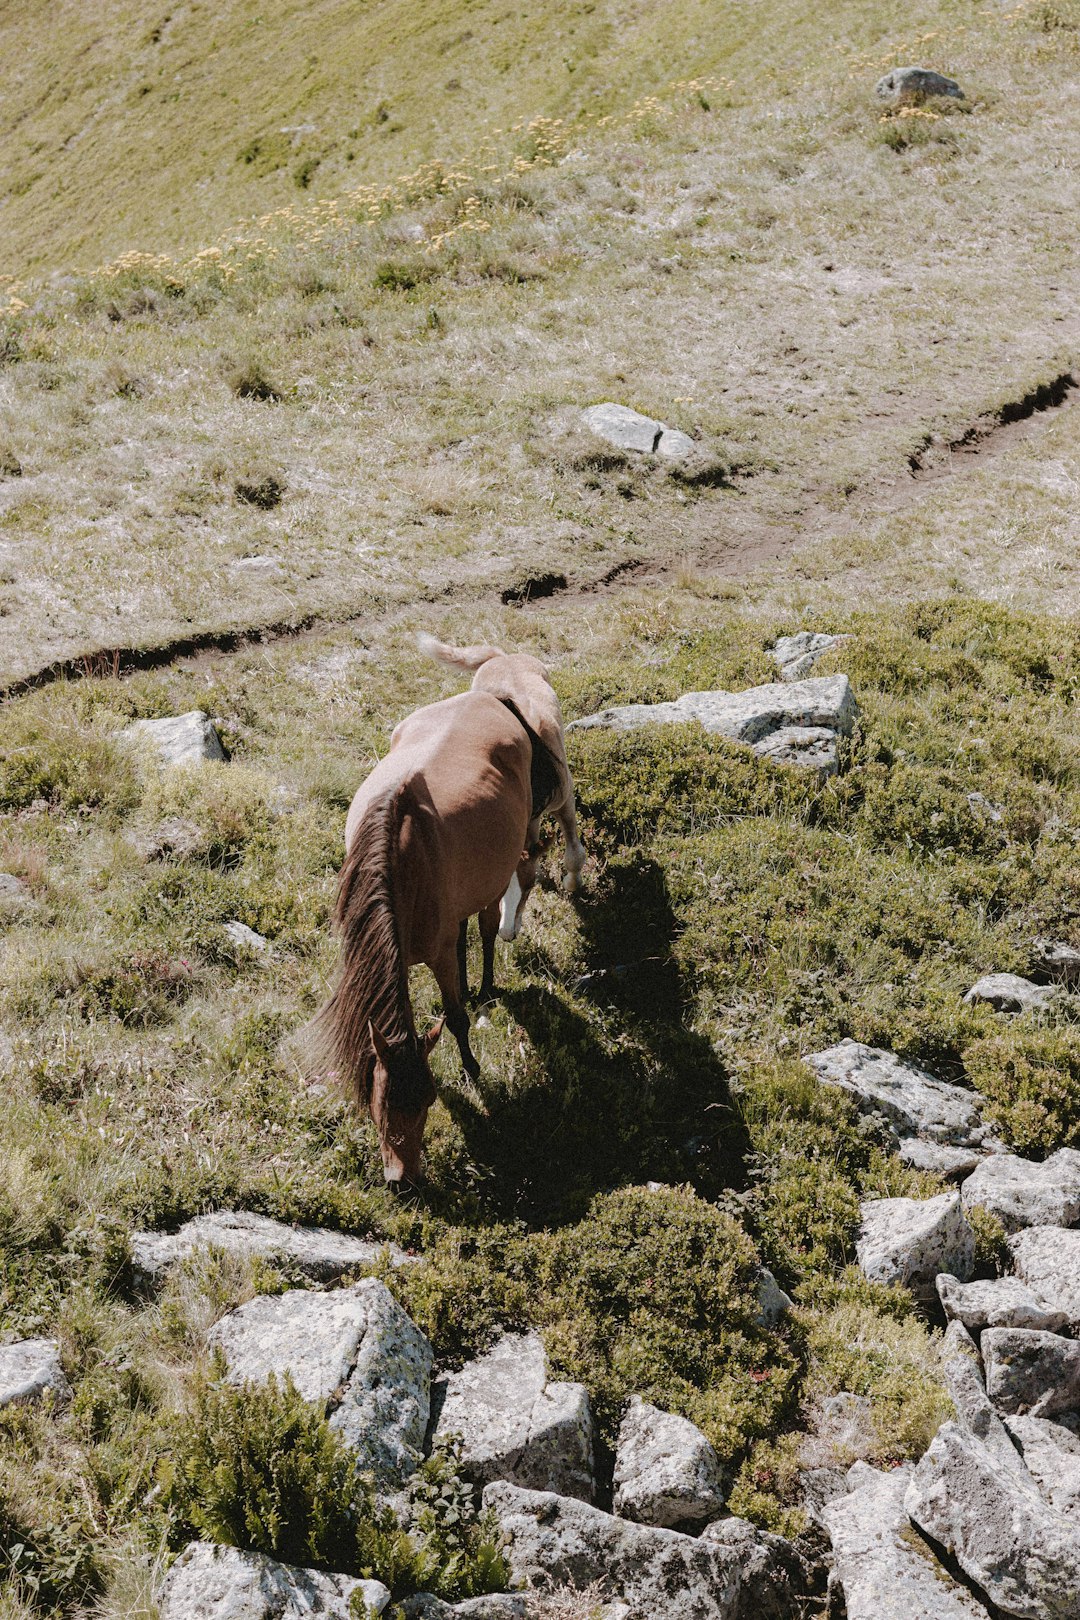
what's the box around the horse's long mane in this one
[311,786,413,1109]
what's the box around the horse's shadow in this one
[436,853,750,1227]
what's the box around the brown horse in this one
[416,633,586,996]
[313,689,550,1184]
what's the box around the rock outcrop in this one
[430,1332,595,1502]
[961,1149,1080,1233]
[612,1396,725,1530]
[568,673,858,775]
[806,1040,989,1147]
[937,1273,1068,1335]
[209,1279,432,1486]
[823,1460,989,1618]
[856,1192,974,1295]
[1010,1227,1080,1329]
[0,1338,71,1408]
[158,1541,390,1620]
[121,710,226,766]
[982,1327,1080,1419]
[132,1211,414,1286]
[582,402,695,459]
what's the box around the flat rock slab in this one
[805,1040,987,1146]
[122,710,226,767]
[581,403,695,459]
[906,1421,1080,1620]
[772,631,845,683]
[613,1396,725,1530]
[431,1331,595,1502]
[983,1327,1080,1419]
[1005,1416,1080,1520]
[899,1139,987,1179]
[822,1460,989,1619]
[962,1149,1080,1233]
[0,1338,71,1407]
[158,1541,390,1619]
[132,1211,414,1286]
[856,1192,974,1296]
[483,1482,803,1620]
[401,1599,529,1619]
[937,1273,1068,1335]
[963,973,1056,1014]
[568,673,857,776]
[1010,1227,1080,1329]
[875,66,965,103]
[209,1278,433,1485]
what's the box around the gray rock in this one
[224,920,273,955]
[209,1279,432,1485]
[1032,940,1080,987]
[122,710,227,767]
[0,1338,71,1408]
[128,816,203,861]
[856,1191,974,1296]
[805,1040,987,1146]
[581,402,695,459]
[751,724,841,772]
[0,871,30,905]
[1010,1227,1080,1329]
[961,1149,1080,1232]
[963,972,1056,1014]
[612,1396,725,1529]
[822,1459,988,1619]
[940,1318,1027,1474]
[484,1481,804,1619]
[937,1273,1068,1335]
[158,1541,390,1619]
[431,1332,595,1503]
[771,631,845,683]
[1005,1416,1080,1520]
[132,1211,414,1286]
[400,1599,528,1620]
[983,1327,1080,1419]
[568,673,858,777]
[898,1138,987,1179]
[875,66,965,104]
[905,1421,1080,1619]
[755,1267,793,1327]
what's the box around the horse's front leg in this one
[457,918,470,1001]
[556,784,586,893]
[432,943,481,1080]
[477,902,499,1003]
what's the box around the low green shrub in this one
[965,1025,1080,1154]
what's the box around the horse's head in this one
[368,1019,443,1184]
[498,829,554,941]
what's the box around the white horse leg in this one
[556,787,586,893]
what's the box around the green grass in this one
[3,592,1080,1605]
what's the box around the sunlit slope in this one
[4,0,961,275]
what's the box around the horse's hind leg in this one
[457,918,470,1000]
[433,944,481,1080]
[556,782,586,893]
[478,902,499,1003]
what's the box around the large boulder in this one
[905,1421,1080,1619]
[612,1396,725,1530]
[430,1332,595,1502]
[581,403,695,459]
[1010,1227,1080,1329]
[122,710,226,767]
[822,1460,988,1619]
[856,1192,974,1296]
[568,673,858,776]
[982,1327,1080,1419]
[158,1541,390,1619]
[132,1211,414,1287]
[963,973,1056,1014]
[209,1279,432,1486]
[875,66,965,104]
[0,1338,71,1408]
[961,1149,1080,1233]
[937,1273,1068,1335]
[805,1040,988,1146]
[1005,1416,1080,1520]
[483,1482,804,1620]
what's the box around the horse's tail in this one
[414,630,504,672]
[305,795,404,1111]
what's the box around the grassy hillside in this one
[0,0,938,278]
